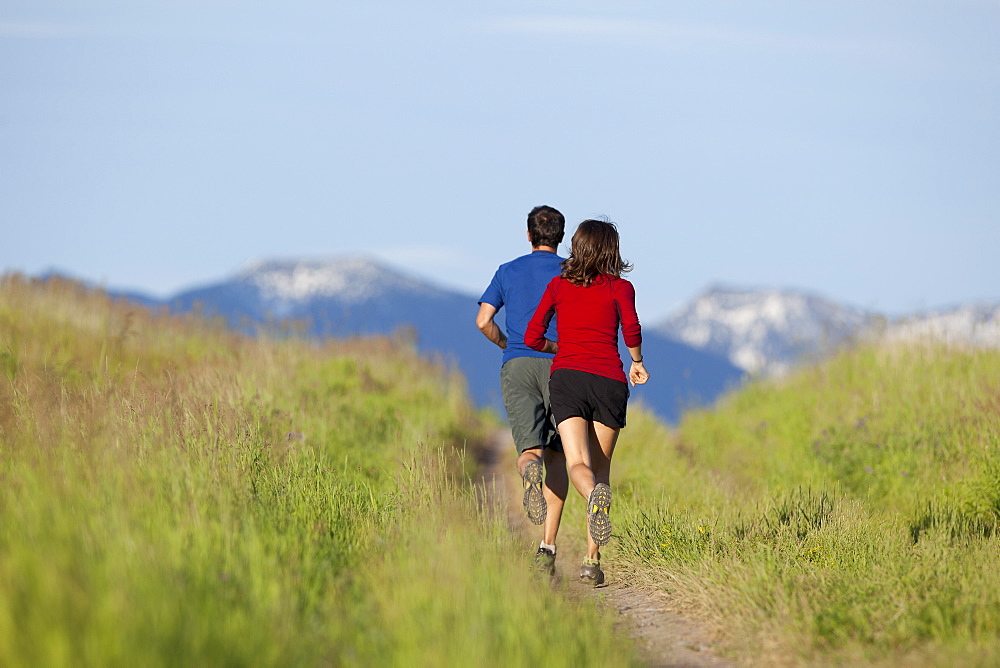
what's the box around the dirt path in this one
[478,429,731,667]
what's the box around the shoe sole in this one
[522,460,546,525]
[579,563,605,586]
[588,483,612,546]
[533,552,556,578]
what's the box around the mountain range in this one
[656,286,876,377]
[658,285,1000,377]
[156,258,745,423]
[37,257,1000,423]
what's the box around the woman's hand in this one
[629,360,649,387]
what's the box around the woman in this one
[524,219,649,586]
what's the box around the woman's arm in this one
[627,345,649,386]
[617,280,647,385]
[536,338,558,355]
[525,281,558,354]
[615,280,642,349]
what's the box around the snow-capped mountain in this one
[655,286,1000,376]
[882,304,1000,348]
[655,286,877,376]
[153,257,744,423]
[168,256,464,337]
[46,259,1000,417]
[238,257,449,306]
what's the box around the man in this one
[476,205,569,575]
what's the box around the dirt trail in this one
[478,429,731,667]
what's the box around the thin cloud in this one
[0,18,232,41]
[480,16,903,59]
[0,22,92,38]
[375,244,490,294]
[377,244,467,265]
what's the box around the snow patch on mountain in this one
[882,304,1000,348]
[656,285,1000,377]
[237,257,443,304]
[655,286,874,376]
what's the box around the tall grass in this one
[609,343,1000,664]
[0,275,636,667]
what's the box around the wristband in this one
[631,357,643,363]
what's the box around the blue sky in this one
[2,0,998,322]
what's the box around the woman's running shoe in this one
[587,483,612,546]
[579,557,605,586]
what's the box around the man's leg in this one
[516,447,542,478]
[541,448,568,546]
[536,358,566,545]
[517,447,546,525]
[502,359,550,525]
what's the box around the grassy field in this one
[6,273,999,666]
[609,343,1000,665]
[0,275,637,667]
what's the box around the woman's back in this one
[527,274,641,383]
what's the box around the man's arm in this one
[476,302,507,349]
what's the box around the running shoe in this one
[587,483,612,546]
[522,459,546,525]
[579,557,605,586]
[533,546,556,577]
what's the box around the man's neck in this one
[532,245,557,253]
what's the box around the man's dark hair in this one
[527,205,565,248]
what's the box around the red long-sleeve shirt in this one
[525,274,642,383]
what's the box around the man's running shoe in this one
[587,483,612,546]
[579,557,605,586]
[533,546,556,577]
[522,459,546,525]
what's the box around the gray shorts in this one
[500,356,563,456]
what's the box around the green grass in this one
[11,272,997,666]
[0,275,636,667]
[609,344,1000,665]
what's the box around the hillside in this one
[605,339,1000,663]
[0,274,636,666]
[7,272,1000,664]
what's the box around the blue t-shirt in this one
[479,250,563,366]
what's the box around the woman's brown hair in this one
[561,219,632,287]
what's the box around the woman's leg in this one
[584,421,619,559]
[558,416,621,559]
[556,417,595,501]
[589,421,618,485]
